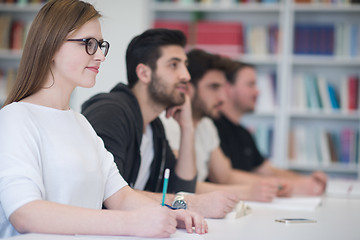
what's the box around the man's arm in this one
[254,160,301,178]
[254,160,327,196]
[165,95,196,180]
[196,181,277,202]
[136,189,240,219]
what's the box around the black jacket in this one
[81,83,196,193]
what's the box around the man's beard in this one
[148,73,185,108]
[233,97,255,114]
[192,92,223,120]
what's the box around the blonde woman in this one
[0,0,207,238]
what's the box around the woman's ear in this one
[136,63,151,84]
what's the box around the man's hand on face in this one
[166,94,193,130]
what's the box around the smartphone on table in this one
[275,218,317,223]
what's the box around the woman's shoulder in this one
[0,102,31,118]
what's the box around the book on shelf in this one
[350,23,359,57]
[304,75,321,110]
[294,22,359,57]
[10,20,24,50]
[268,24,280,55]
[340,75,359,113]
[292,74,359,112]
[255,72,276,112]
[289,127,359,166]
[153,20,191,43]
[0,15,33,51]
[318,129,331,166]
[246,25,267,56]
[292,74,307,111]
[335,22,360,57]
[292,127,307,165]
[317,76,332,112]
[153,19,280,58]
[340,128,358,164]
[294,24,334,56]
[245,24,280,56]
[348,75,359,111]
[327,83,340,110]
[339,76,349,112]
[326,131,338,164]
[0,15,12,50]
[306,128,320,165]
[194,21,244,55]
[294,0,360,4]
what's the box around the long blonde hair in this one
[4,0,101,107]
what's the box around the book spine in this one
[348,75,359,111]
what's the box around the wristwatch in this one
[172,193,187,210]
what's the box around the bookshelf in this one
[150,0,360,178]
[289,1,360,178]
[0,2,45,106]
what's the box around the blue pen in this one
[161,168,170,206]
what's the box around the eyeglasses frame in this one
[66,38,110,56]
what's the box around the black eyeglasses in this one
[66,38,110,56]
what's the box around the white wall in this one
[72,0,150,111]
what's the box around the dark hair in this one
[225,60,255,85]
[187,49,231,87]
[4,0,100,106]
[125,28,187,89]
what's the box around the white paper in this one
[245,197,322,211]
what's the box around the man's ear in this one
[136,63,151,84]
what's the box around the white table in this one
[5,196,360,240]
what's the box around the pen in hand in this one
[161,168,170,206]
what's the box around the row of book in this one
[0,68,16,107]
[154,20,360,57]
[0,0,46,4]
[294,23,360,57]
[0,16,31,51]
[288,127,359,166]
[295,0,360,4]
[292,74,359,112]
[156,0,360,4]
[155,0,280,4]
[154,20,280,56]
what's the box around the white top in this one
[0,102,127,238]
[161,116,220,182]
[134,124,154,190]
